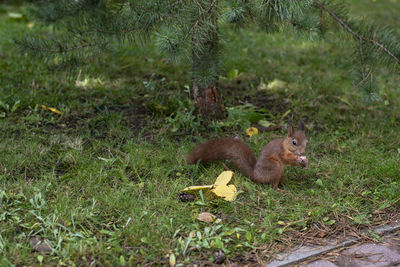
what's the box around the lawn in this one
[0,1,399,266]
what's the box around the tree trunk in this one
[192,82,222,119]
[191,0,223,119]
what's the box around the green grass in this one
[1,1,400,265]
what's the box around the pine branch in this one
[17,39,97,54]
[225,0,255,25]
[185,0,218,42]
[157,0,218,59]
[315,0,400,65]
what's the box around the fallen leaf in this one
[41,105,62,115]
[214,171,233,186]
[211,184,237,201]
[267,79,287,90]
[317,231,327,238]
[182,171,238,201]
[197,212,216,223]
[245,127,258,137]
[182,185,213,191]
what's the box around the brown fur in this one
[187,122,308,188]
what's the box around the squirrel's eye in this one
[292,140,297,146]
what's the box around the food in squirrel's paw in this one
[298,156,308,169]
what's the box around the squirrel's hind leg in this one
[252,160,282,187]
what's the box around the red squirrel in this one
[187,121,308,188]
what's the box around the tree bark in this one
[191,0,223,119]
[192,82,222,119]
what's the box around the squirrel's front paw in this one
[297,156,308,169]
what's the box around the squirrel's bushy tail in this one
[187,138,256,177]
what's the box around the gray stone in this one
[300,259,338,267]
[336,243,400,267]
[265,225,400,267]
[29,236,52,253]
[265,240,357,267]
[373,223,400,235]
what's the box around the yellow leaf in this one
[182,171,237,201]
[211,184,237,201]
[41,105,62,115]
[245,127,258,137]
[228,184,237,192]
[214,171,233,186]
[47,107,62,115]
[182,185,213,191]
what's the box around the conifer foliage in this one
[19,0,400,116]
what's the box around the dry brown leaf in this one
[197,212,216,223]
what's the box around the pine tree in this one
[18,0,400,117]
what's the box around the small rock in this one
[29,236,52,253]
[338,243,400,267]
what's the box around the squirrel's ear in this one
[288,123,294,137]
[298,120,305,132]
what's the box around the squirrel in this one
[187,121,308,188]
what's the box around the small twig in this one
[75,69,82,86]
[356,70,372,87]
[221,162,231,171]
